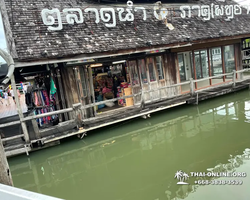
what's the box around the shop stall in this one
[90,61,134,112]
[25,72,59,128]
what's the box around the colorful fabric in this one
[42,90,50,106]
[102,87,112,94]
[50,77,57,95]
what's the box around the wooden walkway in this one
[0,94,27,119]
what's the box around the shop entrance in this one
[91,61,134,113]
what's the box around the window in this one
[147,57,156,82]
[128,61,139,85]
[138,59,148,83]
[210,47,223,76]
[224,45,235,73]
[194,50,209,79]
[155,56,164,80]
[178,54,186,82]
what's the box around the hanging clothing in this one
[42,90,50,106]
[50,77,57,95]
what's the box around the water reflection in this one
[8,92,250,200]
[182,149,250,200]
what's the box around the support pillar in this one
[0,136,13,186]
[11,75,29,143]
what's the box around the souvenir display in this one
[25,73,59,127]
[91,62,134,111]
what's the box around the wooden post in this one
[192,50,198,89]
[233,70,236,88]
[221,46,226,82]
[28,112,40,140]
[55,67,68,121]
[88,67,96,116]
[73,103,82,128]
[51,70,62,122]
[153,56,161,99]
[127,61,136,104]
[11,75,29,143]
[31,119,40,140]
[190,78,194,96]
[84,67,94,118]
[196,93,199,105]
[145,58,152,101]
[207,48,212,86]
[0,136,13,186]
[137,60,145,109]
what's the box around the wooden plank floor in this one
[0,94,27,119]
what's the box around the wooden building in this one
[1,0,250,155]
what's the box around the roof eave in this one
[14,33,250,68]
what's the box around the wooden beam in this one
[23,108,74,122]
[0,121,20,128]
[171,39,241,53]
[1,134,24,142]
[0,135,13,186]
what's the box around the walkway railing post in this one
[29,112,40,140]
[233,70,236,88]
[189,78,194,96]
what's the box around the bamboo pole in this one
[0,136,13,186]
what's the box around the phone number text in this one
[194,180,243,185]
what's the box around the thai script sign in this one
[41,1,250,31]
[180,4,243,20]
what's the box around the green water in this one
[8,90,250,200]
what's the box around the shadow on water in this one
[8,90,250,200]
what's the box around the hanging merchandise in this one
[26,73,59,128]
[50,76,57,95]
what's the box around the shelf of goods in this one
[118,86,134,107]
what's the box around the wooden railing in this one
[1,68,250,145]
